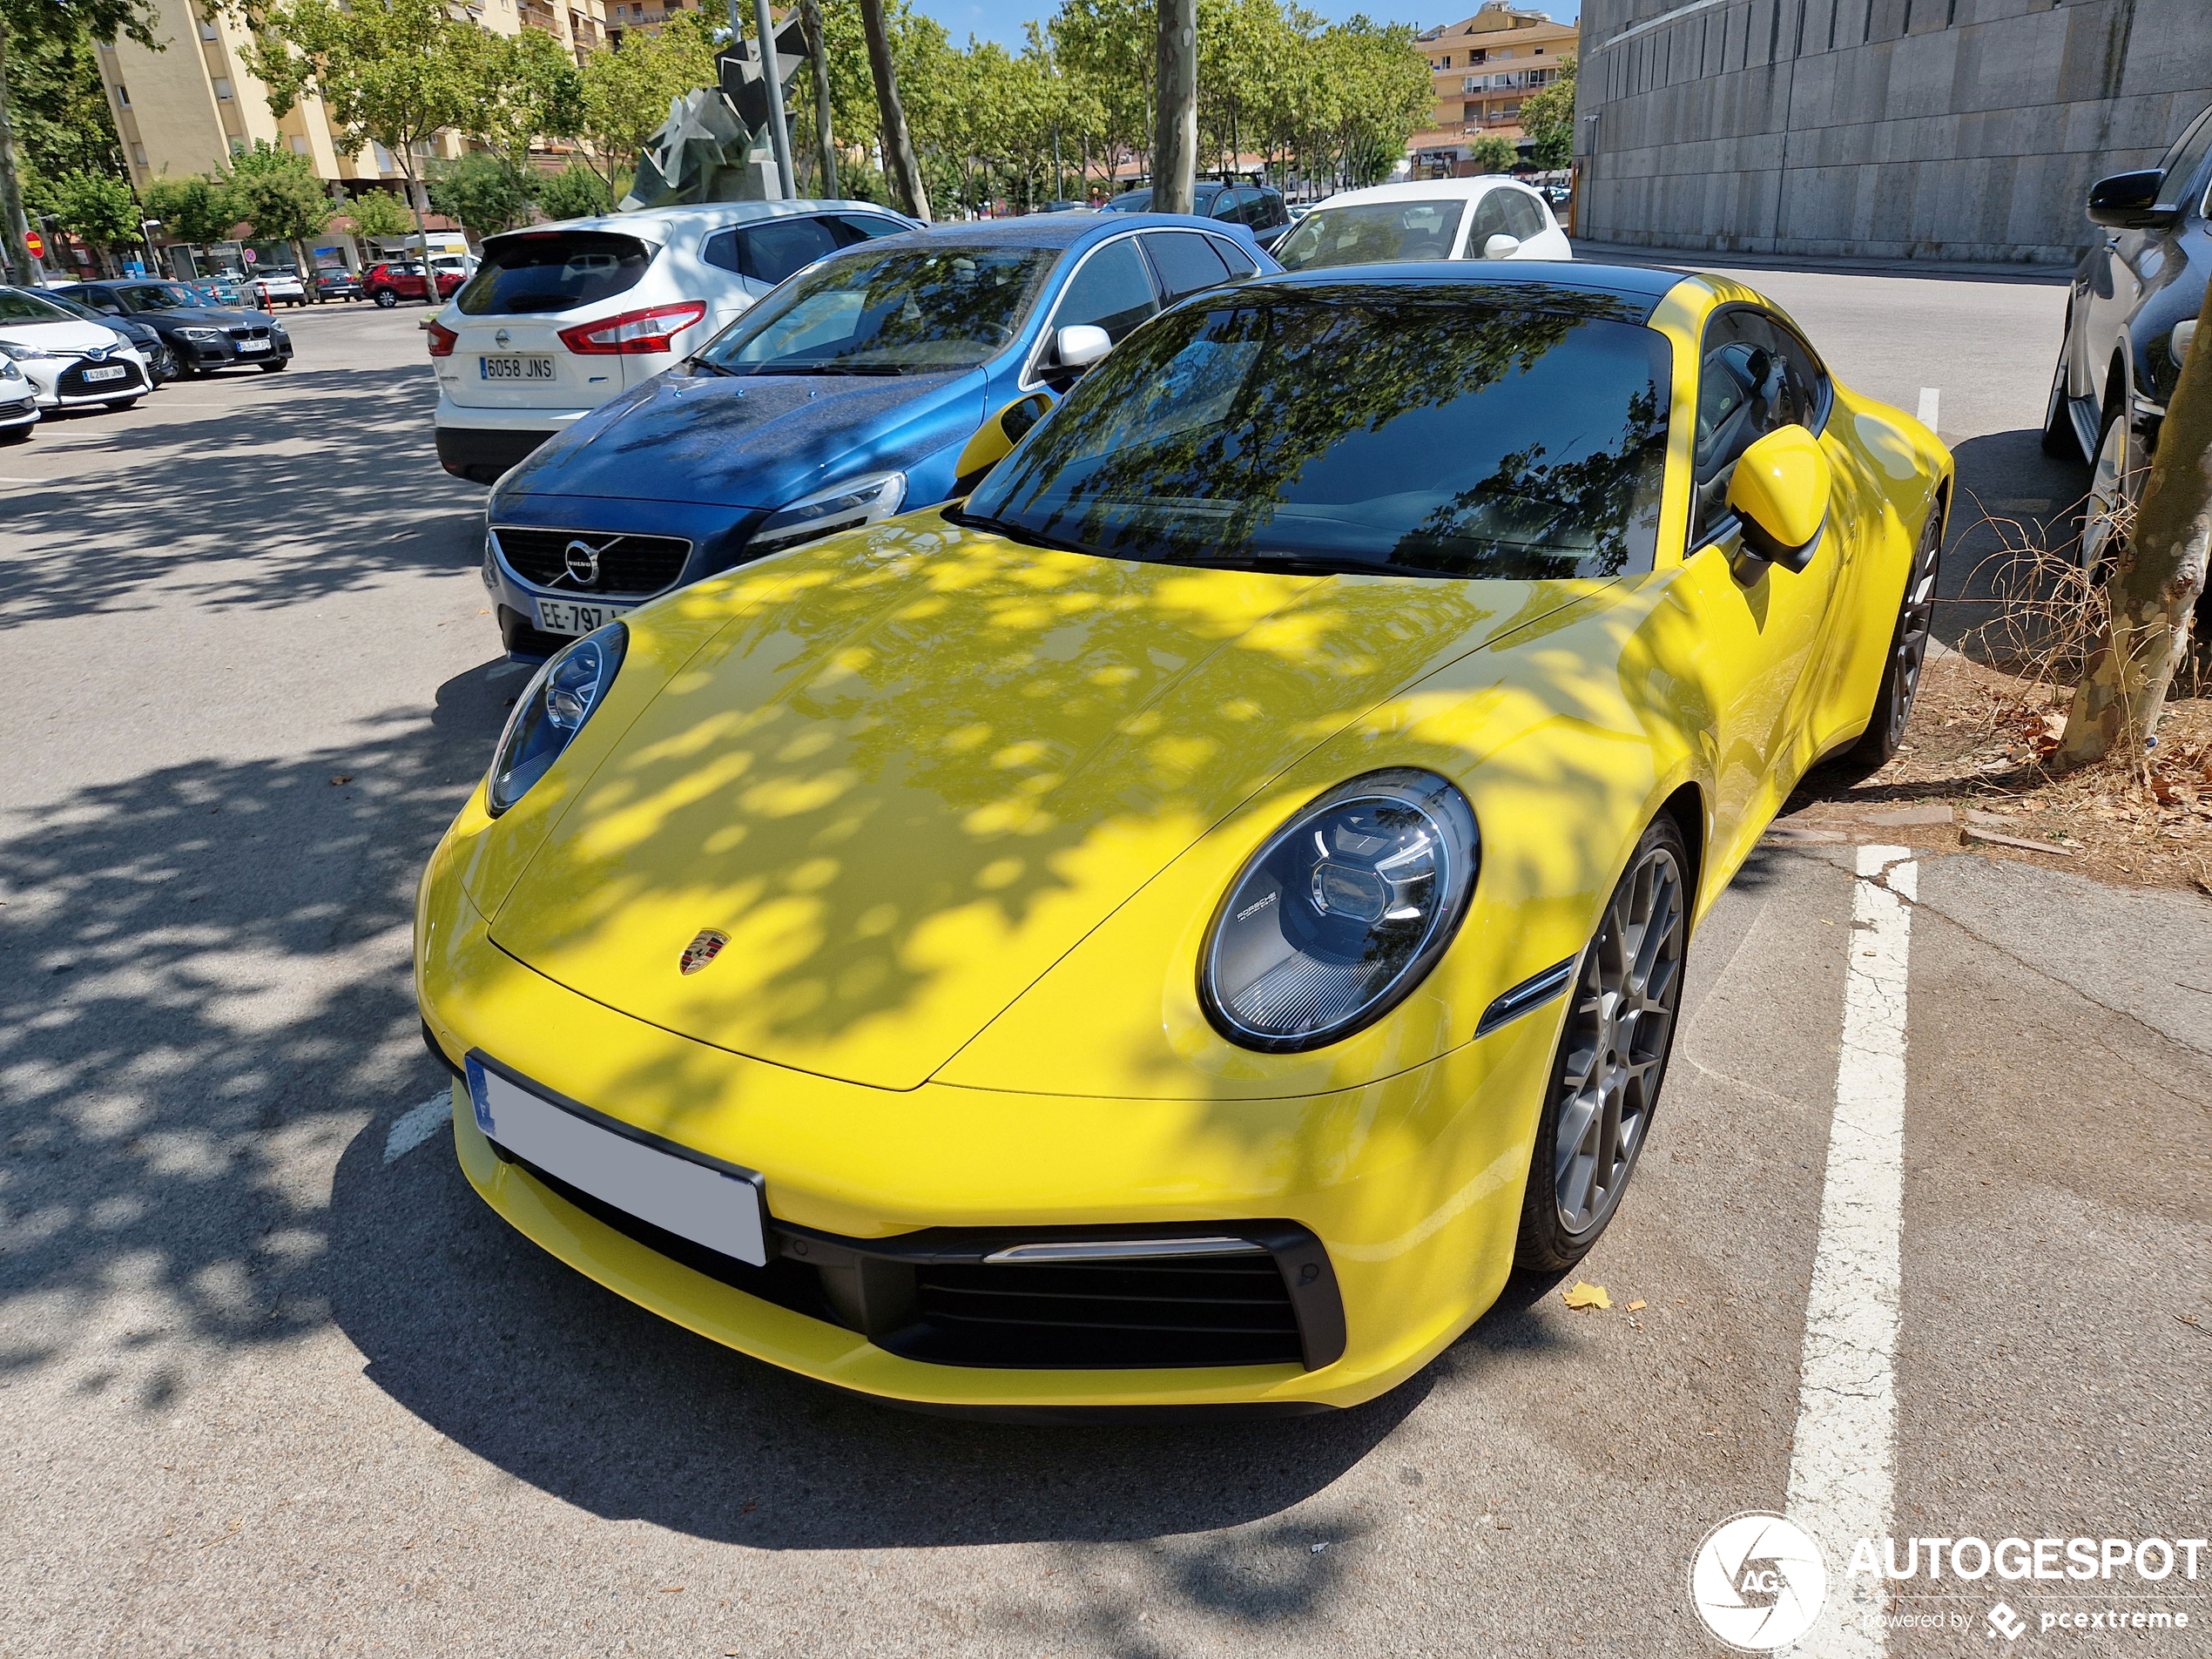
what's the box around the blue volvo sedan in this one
[478,213,1278,658]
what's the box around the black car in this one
[55,280,293,377]
[40,291,177,383]
[2043,100,2210,573]
[315,267,363,301]
[1103,181,1294,247]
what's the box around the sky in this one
[907,0,1580,51]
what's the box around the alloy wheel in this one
[1552,840,1685,1236]
[1881,510,1944,751]
[2080,411,2133,575]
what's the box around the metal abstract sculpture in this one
[620,17,812,210]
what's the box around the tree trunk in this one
[1151,0,1196,214]
[0,12,36,287]
[2058,281,2212,765]
[858,0,928,221]
[800,0,838,199]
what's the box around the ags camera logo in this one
[1690,1513,1830,1650]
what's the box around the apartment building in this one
[1407,3,1577,178]
[94,0,611,209]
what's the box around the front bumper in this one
[175,334,293,370]
[26,354,152,408]
[416,806,1558,1412]
[0,388,38,428]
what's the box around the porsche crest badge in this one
[678,929,730,975]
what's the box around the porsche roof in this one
[1238,260,1693,320]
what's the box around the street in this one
[3,281,2209,1657]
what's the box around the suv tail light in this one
[556,300,708,356]
[424,320,458,358]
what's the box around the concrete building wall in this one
[1574,0,2212,265]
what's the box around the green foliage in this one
[1467,134,1519,174]
[142,174,238,246]
[222,139,335,246]
[1520,54,1575,171]
[9,17,126,180]
[455,23,584,174]
[576,14,724,189]
[40,167,143,250]
[535,161,614,221]
[241,0,473,193]
[428,150,537,236]
[0,0,161,50]
[342,188,418,241]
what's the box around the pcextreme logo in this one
[1689,1512,1829,1651]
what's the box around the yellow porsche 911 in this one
[416,261,1949,1417]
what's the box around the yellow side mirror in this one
[954,392,1054,495]
[1725,424,1831,572]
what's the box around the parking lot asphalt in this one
[2,287,2207,1657]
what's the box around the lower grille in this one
[496,1143,1344,1373]
[57,360,145,397]
[493,526,692,597]
[896,1257,1305,1369]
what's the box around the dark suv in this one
[2042,101,2210,572]
[1103,182,1294,247]
[56,280,293,377]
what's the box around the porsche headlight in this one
[750,471,907,556]
[485,622,627,817]
[1201,769,1479,1052]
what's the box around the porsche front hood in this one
[489,521,1592,1089]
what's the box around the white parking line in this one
[1786,846,1916,1658]
[1915,387,1939,435]
[384,1091,454,1164]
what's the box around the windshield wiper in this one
[948,509,1094,557]
[740,362,905,376]
[685,358,738,377]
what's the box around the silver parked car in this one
[427,199,919,483]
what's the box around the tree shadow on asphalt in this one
[0,650,1451,1559]
[0,365,482,626]
[1930,427,2088,659]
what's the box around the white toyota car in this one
[0,286,152,415]
[427,199,919,483]
[1272,177,1573,271]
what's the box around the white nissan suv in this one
[427,199,918,483]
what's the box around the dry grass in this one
[1784,492,2212,895]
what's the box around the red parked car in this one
[363,260,466,307]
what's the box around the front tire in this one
[1847,502,1945,770]
[2040,352,2083,461]
[104,397,141,412]
[1513,816,1689,1276]
[259,360,288,373]
[2078,389,2134,577]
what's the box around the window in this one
[965,296,1671,583]
[132,143,148,166]
[1141,231,1231,303]
[825,214,908,245]
[117,84,132,107]
[199,18,217,37]
[1207,234,1258,278]
[212,78,233,100]
[1498,190,1548,241]
[1276,199,1465,270]
[698,245,1058,374]
[1044,236,1157,349]
[716,217,843,286]
[372,142,395,172]
[1468,190,1515,249]
[1691,308,1831,546]
[2152,106,2212,210]
[456,230,655,314]
[291,136,310,156]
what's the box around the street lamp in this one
[140,217,163,278]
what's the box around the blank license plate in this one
[482,354,556,381]
[534,597,631,636]
[237,340,269,353]
[466,1056,766,1264]
[83,364,129,381]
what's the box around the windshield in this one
[120,284,210,312]
[695,244,1057,375]
[964,289,1670,581]
[0,288,80,324]
[1274,200,1468,271]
